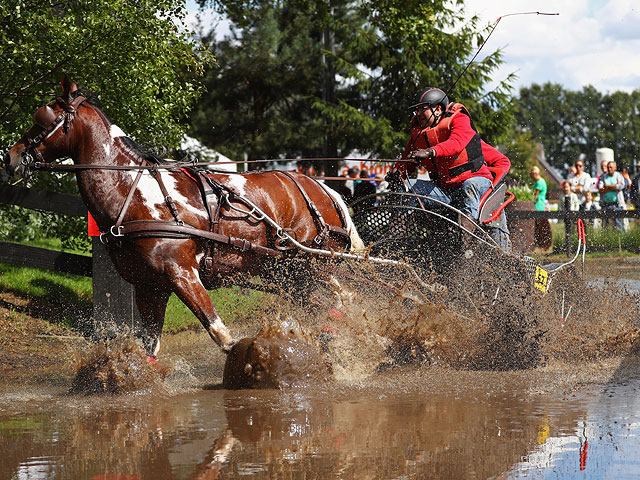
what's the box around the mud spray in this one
[70,251,640,393]
[71,336,168,395]
[295,250,640,383]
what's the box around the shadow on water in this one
[0,387,592,479]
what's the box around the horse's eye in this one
[34,105,57,128]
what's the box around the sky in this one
[185,0,640,94]
[463,0,640,93]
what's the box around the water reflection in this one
[6,382,639,479]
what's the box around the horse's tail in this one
[320,183,366,252]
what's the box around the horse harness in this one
[16,94,88,177]
[102,167,352,264]
[19,93,351,260]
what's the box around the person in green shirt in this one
[529,166,551,250]
[529,166,547,211]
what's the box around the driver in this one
[387,87,510,224]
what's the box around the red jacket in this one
[480,139,510,186]
[398,109,499,188]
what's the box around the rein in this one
[28,156,416,173]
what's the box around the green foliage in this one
[1,0,211,247]
[514,83,640,174]
[1,0,210,150]
[508,185,534,202]
[0,205,89,252]
[192,0,514,172]
[553,221,640,254]
[499,126,540,184]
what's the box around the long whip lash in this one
[445,11,559,96]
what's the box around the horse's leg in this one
[170,274,235,352]
[134,285,171,358]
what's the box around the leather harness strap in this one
[278,171,350,247]
[278,171,328,246]
[106,167,350,257]
[149,165,183,224]
[112,159,149,235]
[118,220,284,257]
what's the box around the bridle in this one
[16,94,87,178]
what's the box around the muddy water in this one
[2,258,640,479]
[2,368,640,479]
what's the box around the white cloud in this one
[463,0,640,93]
[182,0,640,94]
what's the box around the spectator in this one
[630,172,640,209]
[347,166,360,195]
[597,161,626,231]
[581,189,601,228]
[334,175,353,204]
[595,159,608,192]
[567,164,577,181]
[529,166,552,251]
[352,169,377,210]
[374,173,389,194]
[568,159,591,202]
[559,181,580,211]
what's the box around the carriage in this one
[3,74,585,360]
[349,176,513,275]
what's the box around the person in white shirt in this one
[559,181,580,211]
[568,159,591,203]
[581,189,601,228]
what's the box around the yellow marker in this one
[534,266,549,293]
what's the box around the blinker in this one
[34,105,57,129]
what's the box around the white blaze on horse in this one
[3,74,363,358]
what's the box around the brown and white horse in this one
[3,75,362,357]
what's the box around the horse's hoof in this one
[222,340,237,355]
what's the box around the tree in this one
[1,0,211,250]
[514,83,640,175]
[513,83,568,170]
[1,0,210,151]
[192,0,514,175]
[500,126,539,185]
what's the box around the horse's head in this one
[3,73,87,179]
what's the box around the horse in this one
[3,74,363,358]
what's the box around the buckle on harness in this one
[110,225,124,237]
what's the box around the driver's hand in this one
[413,148,435,160]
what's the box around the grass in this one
[0,261,92,329]
[0,260,266,335]
[551,220,640,256]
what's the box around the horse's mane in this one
[73,87,101,108]
[72,88,163,164]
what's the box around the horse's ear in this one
[61,73,78,101]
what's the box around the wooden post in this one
[564,209,572,256]
[91,237,141,337]
[89,212,140,338]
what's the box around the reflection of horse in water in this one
[3,74,362,358]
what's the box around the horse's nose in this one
[2,152,8,169]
